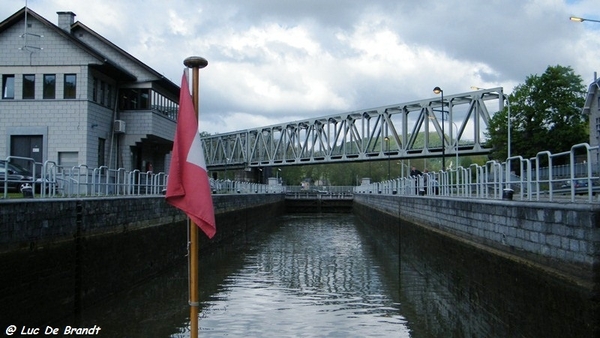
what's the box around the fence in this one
[209,179,283,194]
[35,162,171,198]
[3,143,599,202]
[1,158,272,199]
[355,143,600,203]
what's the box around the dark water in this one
[57,213,596,337]
[192,214,406,337]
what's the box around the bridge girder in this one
[202,88,504,170]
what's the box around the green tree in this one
[486,65,588,162]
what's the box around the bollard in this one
[21,184,33,198]
[502,188,514,201]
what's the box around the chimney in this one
[57,11,76,33]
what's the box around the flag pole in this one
[183,56,208,338]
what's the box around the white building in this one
[0,7,179,174]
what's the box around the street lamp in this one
[225,158,230,180]
[452,122,459,169]
[433,87,445,170]
[384,137,390,179]
[570,16,600,24]
[504,94,511,159]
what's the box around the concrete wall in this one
[354,194,600,286]
[0,193,285,325]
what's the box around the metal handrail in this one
[354,143,600,203]
[4,142,599,202]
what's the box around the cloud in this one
[3,0,599,135]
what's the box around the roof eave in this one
[72,21,179,94]
[1,7,138,83]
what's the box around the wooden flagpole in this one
[183,56,208,338]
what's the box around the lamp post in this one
[400,161,409,178]
[452,122,459,169]
[433,87,445,170]
[384,136,390,179]
[570,16,600,24]
[504,94,511,159]
[225,158,230,180]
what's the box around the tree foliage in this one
[486,65,588,162]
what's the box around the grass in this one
[0,192,28,199]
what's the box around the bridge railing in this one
[354,143,600,203]
[285,186,354,194]
[210,179,280,194]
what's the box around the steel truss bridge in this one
[203,87,505,170]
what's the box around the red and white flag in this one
[166,71,216,239]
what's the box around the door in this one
[10,135,43,172]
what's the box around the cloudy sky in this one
[2,0,599,134]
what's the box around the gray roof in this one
[0,7,179,94]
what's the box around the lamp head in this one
[570,16,584,22]
[433,87,443,95]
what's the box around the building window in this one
[92,77,97,102]
[99,81,105,105]
[23,74,35,99]
[107,84,113,108]
[91,78,114,108]
[140,89,149,108]
[119,88,137,109]
[43,74,56,99]
[2,75,15,99]
[117,88,178,120]
[64,74,76,99]
[98,138,106,167]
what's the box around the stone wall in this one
[353,194,600,286]
[0,193,285,325]
[0,197,177,252]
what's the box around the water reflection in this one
[193,214,408,337]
